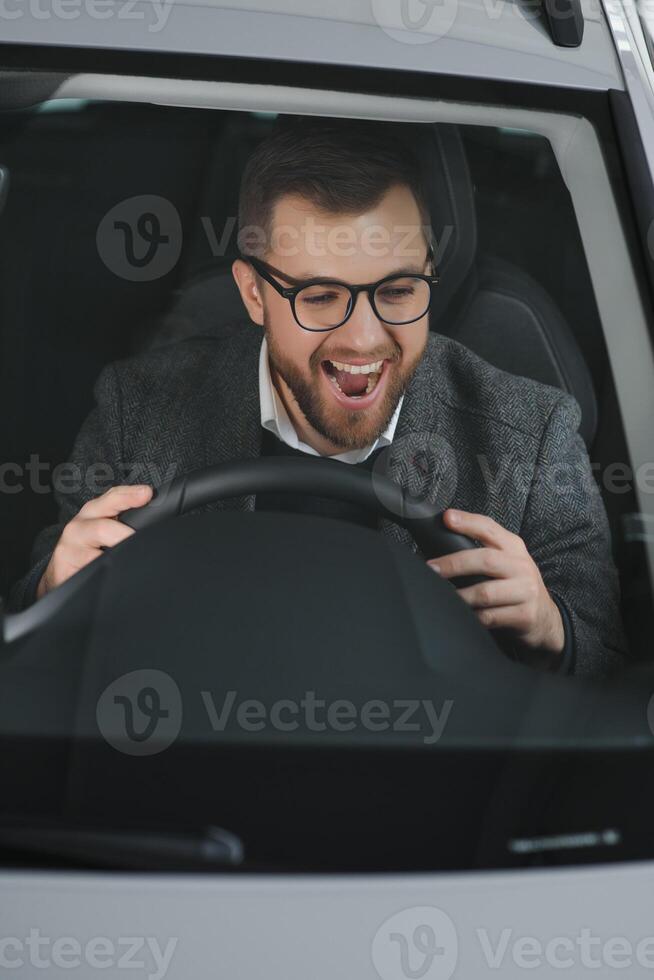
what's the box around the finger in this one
[79,485,152,520]
[475,604,534,632]
[48,543,108,585]
[443,509,524,552]
[455,576,536,609]
[428,547,514,581]
[63,545,106,570]
[59,518,133,558]
[77,517,136,550]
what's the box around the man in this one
[8,116,626,677]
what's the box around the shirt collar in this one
[258,337,402,464]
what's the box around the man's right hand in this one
[36,484,153,599]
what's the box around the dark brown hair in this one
[238,115,431,257]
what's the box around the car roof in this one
[0,0,624,92]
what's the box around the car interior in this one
[0,99,649,659]
[2,86,654,878]
[6,7,654,964]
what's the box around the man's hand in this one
[428,509,565,658]
[36,485,153,599]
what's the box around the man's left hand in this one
[428,509,565,657]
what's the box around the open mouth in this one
[321,358,385,400]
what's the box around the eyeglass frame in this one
[244,248,439,332]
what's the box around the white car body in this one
[1,2,654,978]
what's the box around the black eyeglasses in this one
[246,250,439,332]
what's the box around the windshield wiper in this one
[0,823,244,871]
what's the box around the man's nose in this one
[337,291,390,350]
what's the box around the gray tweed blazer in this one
[8,324,627,677]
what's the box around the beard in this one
[264,320,426,451]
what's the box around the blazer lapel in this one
[199,326,263,513]
[378,335,456,555]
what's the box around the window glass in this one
[0,102,651,872]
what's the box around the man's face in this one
[234,183,431,453]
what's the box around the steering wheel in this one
[2,457,486,645]
[119,457,484,589]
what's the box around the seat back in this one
[443,254,598,446]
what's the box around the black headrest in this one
[405,123,478,321]
[265,116,478,322]
[174,119,479,324]
[446,254,598,447]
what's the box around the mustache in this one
[310,341,402,372]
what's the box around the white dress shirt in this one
[258,337,402,464]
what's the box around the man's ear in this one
[232,258,265,326]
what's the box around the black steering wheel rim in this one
[2,458,485,646]
[119,456,481,570]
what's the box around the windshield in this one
[1,101,653,874]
